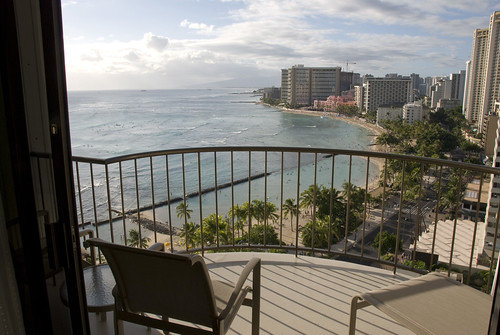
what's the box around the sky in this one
[61,0,500,91]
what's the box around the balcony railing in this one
[68,146,500,291]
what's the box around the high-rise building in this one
[485,102,500,257]
[465,12,500,132]
[430,79,450,108]
[410,73,423,96]
[450,71,466,102]
[280,65,341,105]
[424,76,434,96]
[362,77,412,112]
[463,60,472,116]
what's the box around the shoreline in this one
[278,107,383,138]
[276,106,385,189]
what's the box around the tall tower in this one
[465,11,500,132]
[280,65,341,106]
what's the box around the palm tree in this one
[264,202,279,225]
[228,204,247,237]
[176,201,193,220]
[251,199,266,224]
[127,229,151,249]
[201,214,231,246]
[342,182,365,214]
[316,186,342,220]
[179,221,200,249]
[300,185,319,216]
[300,218,330,249]
[282,198,298,231]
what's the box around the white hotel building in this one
[356,77,412,113]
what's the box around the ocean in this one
[68,88,379,234]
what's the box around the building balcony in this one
[49,146,500,334]
[83,252,419,334]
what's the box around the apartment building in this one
[281,65,341,106]
[430,79,450,108]
[437,98,462,111]
[485,101,500,257]
[464,11,500,132]
[450,71,466,102]
[376,104,403,125]
[262,87,281,100]
[360,77,412,112]
[403,101,423,124]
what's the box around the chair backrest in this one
[87,238,218,327]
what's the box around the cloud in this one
[144,32,169,52]
[61,0,78,8]
[232,0,492,37]
[63,0,499,90]
[124,51,140,62]
[180,19,214,33]
[80,50,102,62]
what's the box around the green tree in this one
[342,182,366,215]
[314,186,344,220]
[244,199,279,225]
[127,229,151,249]
[375,131,399,151]
[430,107,467,134]
[200,213,231,246]
[262,201,279,224]
[414,122,459,157]
[403,260,427,269]
[372,231,403,255]
[437,169,466,212]
[243,224,280,245]
[176,201,193,220]
[301,217,333,249]
[228,204,247,237]
[282,198,299,231]
[241,201,252,225]
[179,221,200,249]
[300,185,319,215]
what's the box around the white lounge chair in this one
[349,272,492,335]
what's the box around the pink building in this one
[313,95,356,111]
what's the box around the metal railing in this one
[70,146,500,291]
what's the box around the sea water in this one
[68,88,379,233]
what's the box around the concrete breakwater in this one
[92,172,271,227]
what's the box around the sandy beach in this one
[136,108,386,249]
[278,106,386,178]
[279,107,383,139]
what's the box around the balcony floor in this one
[86,252,418,335]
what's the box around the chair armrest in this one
[148,242,165,251]
[219,257,261,320]
[79,228,94,238]
[80,229,96,265]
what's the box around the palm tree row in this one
[299,182,377,249]
[175,181,374,250]
[177,200,281,249]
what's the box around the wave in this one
[232,127,249,134]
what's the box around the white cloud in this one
[63,0,499,89]
[144,32,169,52]
[80,50,102,62]
[61,0,78,8]
[180,19,214,33]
